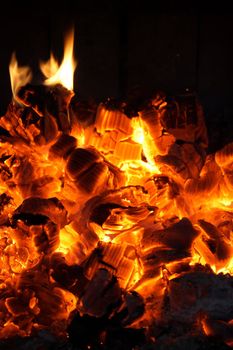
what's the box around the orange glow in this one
[131,118,145,144]
[2,37,233,347]
[40,28,77,90]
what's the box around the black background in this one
[1,1,233,151]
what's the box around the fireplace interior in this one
[0,2,233,350]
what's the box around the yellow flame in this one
[9,53,32,98]
[56,225,78,255]
[40,29,77,90]
[218,198,232,206]
[131,118,145,144]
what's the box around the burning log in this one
[111,290,145,327]
[13,197,67,228]
[9,198,68,255]
[202,317,233,346]
[84,128,117,155]
[193,219,233,270]
[7,155,34,199]
[0,99,58,145]
[165,268,233,323]
[0,83,76,147]
[44,84,74,134]
[50,252,88,295]
[0,146,62,203]
[95,101,133,136]
[17,269,76,334]
[143,174,190,219]
[0,103,38,143]
[141,246,191,281]
[141,217,199,252]
[73,185,151,249]
[209,209,233,240]
[65,147,123,195]
[78,268,121,317]
[16,84,48,115]
[144,175,179,206]
[139,106,174,156]
[70,97,97,128]
[138,91,208,180]
[0,226,26,274]
[0,193,13,225]
[155,142,206,181]
[184,154,220,197]
[159,92,208,147]
[76,161,109,194]
[114,140,143,162]
[75,266,142,327]
[48,133,77,160]
[17,83,74,133]
[211,142,233,201]
[82,241,141,289]
[1,28,233,350]
[66,147,102,181]
[63,186,150,265]
[67,220,99,264]
[84,101,145,167]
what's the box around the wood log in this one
[95,103,132,135]
[82,241,139,289]
[0,103,37,143]
[0,193,13,225]
[13,197,67,228]
[0,100,59,146]
[17,83,74,134]
[50,252,88,295]
[144,175,179,207]
[114,140,142,161]
[141,247,190,272]
[16,84,47,115]
[112,291,144,326]
[184,154,220,196]
[141,218,199,252]
[66,147,102,181]
[78,269,121,317]
[166,269,233,323]
[202,317,233,346]
[77,161,109,194]
[195,219,233,269]
[155,142,205,181]
[160,92,208,148]
[66,147,126,194]
[70,97,97,128]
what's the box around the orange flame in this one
[3,41,233,345]
[9,53,32,98]
[40,29,77,90]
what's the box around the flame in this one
[9,53,32,98]
[40,29,77,90]
[3,43,233,346]
[131,118,145,144]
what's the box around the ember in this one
[0,28,233,349]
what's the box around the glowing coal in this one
[0,29,233,349]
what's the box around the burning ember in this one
[0,29,233,349]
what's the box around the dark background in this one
[1,1,233,151]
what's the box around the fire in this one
[131,118,145,144]
[40,28,77,90]
[9,53,32,98]
[1,29,233,348]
